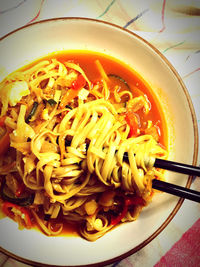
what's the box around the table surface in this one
[0,1,199,267]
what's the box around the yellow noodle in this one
[0,57,167,241]
[95,60,109,81]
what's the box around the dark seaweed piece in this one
[44,214,51,221]
[65,136,72,147]
[65,105,73,109]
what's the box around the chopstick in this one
[123,153,200,203]
[152,179,200,203]
[154,158,200,177]
[123,152,200,177]
[153,158,200,202]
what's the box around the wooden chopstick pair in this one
[123,154,200,203]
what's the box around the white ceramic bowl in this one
[0,18,198,267]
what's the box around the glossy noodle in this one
[0,52,167,241]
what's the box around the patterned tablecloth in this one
[0,1,199,266]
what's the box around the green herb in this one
[25,101,38,123]
[47,99,57,106]
[108,74,130,89]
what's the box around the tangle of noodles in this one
[0,52,167,241]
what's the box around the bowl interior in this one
[0,18,198,266]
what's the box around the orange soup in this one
[0,51,167,241]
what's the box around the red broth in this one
[0,50,168,237]
[52,50,168,147]
[43,50,167,236]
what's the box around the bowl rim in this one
[0,17,199,267]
